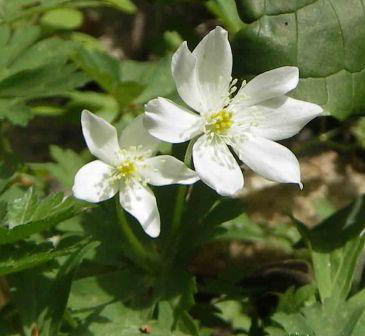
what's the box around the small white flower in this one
[144,26,322,196]
[73,110,199,237]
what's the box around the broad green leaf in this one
[206,0,245,33]
[71,300,192,336]
[234,0,365,119]
[40,8,83,30]
[41,240,98,336]
[0,189,91,245]
[294,195,365,301]
[69,268,152,311]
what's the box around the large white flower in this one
[144,26,322,196]
[73,110,199,237]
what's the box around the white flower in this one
[73,110,199,237]
[144,26,322,196]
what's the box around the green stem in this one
[115,198,154,272]
[170,139,196,238]
[163,138,197,268]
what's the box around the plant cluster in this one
[0,1,365,336]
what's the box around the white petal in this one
[193,135,244,196]
[193,26,232,113]
[81,110,121,166]
[73,160,118,203]
[233,135,301,187]
[119,183,160,238]
[119,115,160,155]
[144,97,202,143]
[231,67,299,109]
[248,96,323,140]
[141,155,199,186]
[171,42,205,113]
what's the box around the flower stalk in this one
[115,198,155,272]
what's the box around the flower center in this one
[206,110,233,135]
[117,160,136,178]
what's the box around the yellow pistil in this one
[117,160,136,178]
[207,110,233,134]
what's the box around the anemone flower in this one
[73,110,199,237]
[144,26,322,196]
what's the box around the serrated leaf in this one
[234,0,365,119]
[0,25,40,77]
[0,189,91,245]
[74,48,144,106]
[9,38,78,75]
[0,98,32,125]
[7,187,37,229]
[0,62,89,99]
[0,237,93,276]
[44,145,88,189]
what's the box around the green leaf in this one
[214,300,251,332]
[102,0,137,14]
[0,62,89,99]
[71,300,193,336]
[206,0,245,33]
[121,54,175,104]
[0,237,93,276]
[276,285,317,314]
[0,98,32,126]
[40,8,83,30]
[0,189,91,245]
[9,38,78,75]
[158,301,175,330]
[293,195,365,301]
[41,240,98,336]
[43,145,89,189]
[0,25,40,77]
[156,270,197,323]
[68,268,153,311]
[234,0,365,119]
[272,295,365,336]
[66,91,119,122]
[74,48,144,106]
[353,116,365,148]
[7,187,37,229]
